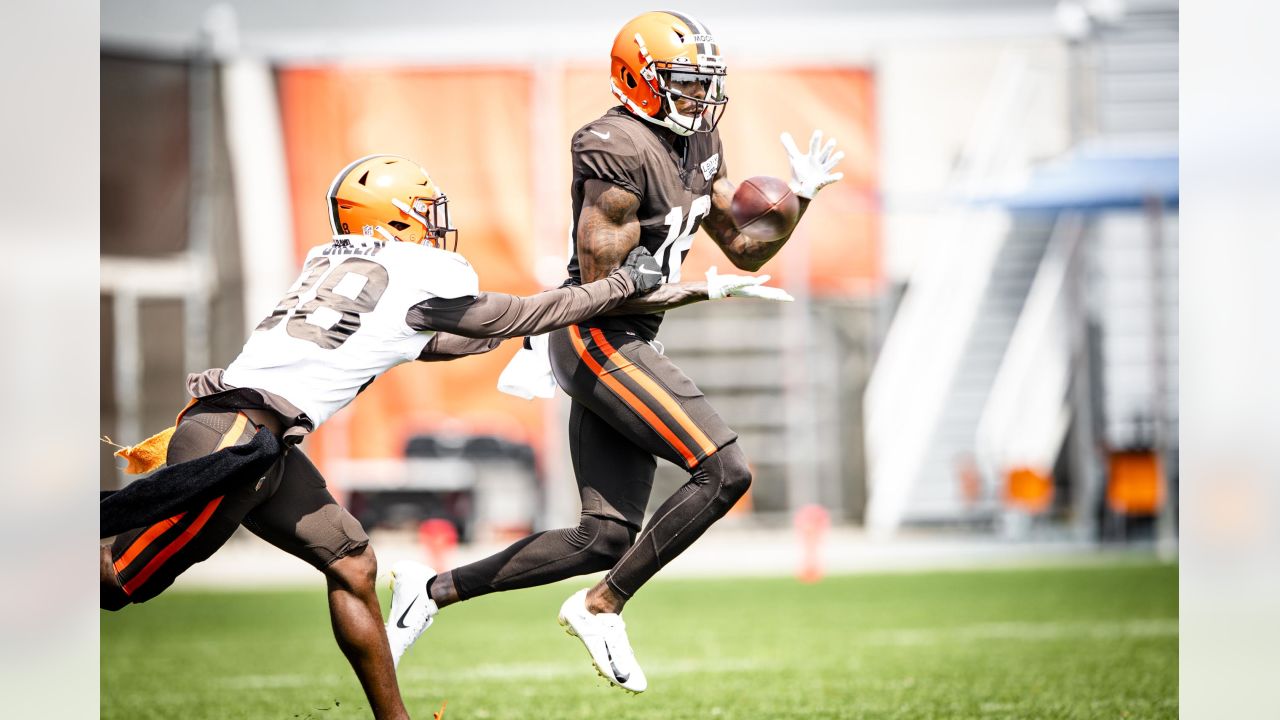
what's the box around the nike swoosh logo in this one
[589,129,610,140]
[637,267,662,276]
[395,595,419,629]
[604,641,629,683]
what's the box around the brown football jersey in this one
[566,106,724,340]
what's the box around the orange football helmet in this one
[326,154,458,250]
[610,11,728,136]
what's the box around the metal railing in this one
[863,51,1041,538]
[974,212,1087,519]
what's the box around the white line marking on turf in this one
[214,657,769,692]
[211,619,1172,691]
[400,656,767,684]
[218,673,346,689]
[862,618,1177,647]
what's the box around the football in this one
[730,176,800,242]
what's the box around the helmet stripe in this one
[665,10,712,58]
[326,154,385,236]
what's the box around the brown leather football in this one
[730,176,800,241]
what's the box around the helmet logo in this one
[362,225,375,236]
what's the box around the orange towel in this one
[108,426,176,475]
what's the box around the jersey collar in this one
[331,234,385,249]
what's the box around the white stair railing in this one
[974,212,1086,491]
[863,52,1037,538]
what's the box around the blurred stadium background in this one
[100,0,1178,716]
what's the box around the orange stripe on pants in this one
[113,412,249,590]
[114,516,183,575]
[588,328,718,459]
[121,496,224,595]
[569,326,699,468]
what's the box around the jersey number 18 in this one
[255,257,389,349]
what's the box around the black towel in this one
[100,429,283,538]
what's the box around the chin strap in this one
[636,105,696,136]
[613,88,698,137]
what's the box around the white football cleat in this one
[384,560,439,669]
[557,588,647,694]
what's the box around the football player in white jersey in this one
[100,155,663,719]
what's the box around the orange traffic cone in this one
[794,504,830,583]
[419,519,458,570]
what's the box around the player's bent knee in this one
[325,544,377,591]
[349,545,378,583]
[714,443,753,503]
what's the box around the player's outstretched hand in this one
[729,283,795,302]
[622,246,664,295]
[706,266,795,302]
[780,129,844,199]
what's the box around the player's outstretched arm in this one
[416,333,504,362]
[404,246,660,339]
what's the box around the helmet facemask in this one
[389,194,459,252]
[650,61,728,136]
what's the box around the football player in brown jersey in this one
[385,11,843,693]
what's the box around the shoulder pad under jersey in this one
[420,248,479,299]
[385,242,479,300]
[572,117,644,197]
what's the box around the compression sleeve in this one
[404,268,637,338]
[416,333,504,362]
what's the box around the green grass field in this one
[102,562,1176,719]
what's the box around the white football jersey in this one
[224,238,479,428]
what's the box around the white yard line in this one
[216,657,769,691]
[862,618,1178,647]
[213,618,1174,691]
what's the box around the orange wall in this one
[278,67,543,469]
[277,64,879,466]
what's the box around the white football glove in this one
[706,266,795,302]
[780,129,845,199]
[729,283,795,302]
